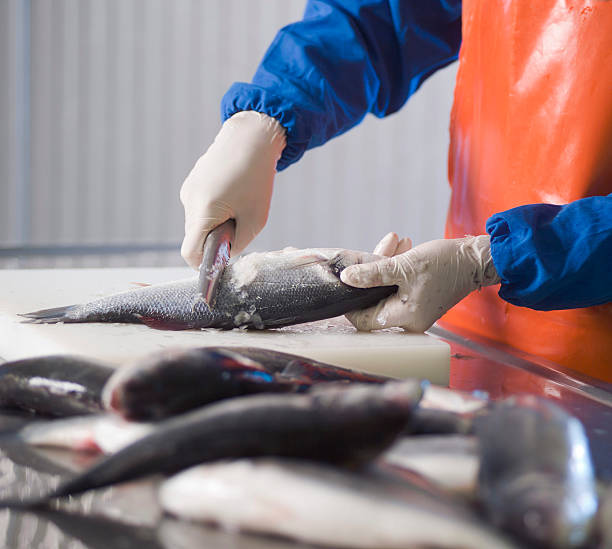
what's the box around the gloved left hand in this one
[341,234,500,332]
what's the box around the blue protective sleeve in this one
[221,0,462,170]
[486,195,612,310]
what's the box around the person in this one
[179,1,612,381]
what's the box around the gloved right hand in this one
[180,111,286,269]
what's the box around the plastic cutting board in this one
[0,268,450,384]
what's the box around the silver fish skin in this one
[15,380,423,505]
[103,346,391,421]
[20,248,396,330]
[18,415,153,454]
[381,435,479,495]
[0,356,114,417]
[476,395,598,549]
[159,458,520,549]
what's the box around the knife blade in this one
[195,219,236,308]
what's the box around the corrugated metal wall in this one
[0,0,456,268]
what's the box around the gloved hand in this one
[180,111,286,269]
[341,233,500,332]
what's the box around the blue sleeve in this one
[486,195,612,310]
[221,0,462,170]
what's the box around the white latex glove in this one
[180,111,287,268]
[341,234,500,332]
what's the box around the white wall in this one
[0,0,456,267]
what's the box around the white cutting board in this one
[0,268,450,384]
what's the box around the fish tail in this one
[18,305,78,324]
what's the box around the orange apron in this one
[441,0,612,382]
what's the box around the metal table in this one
[0,327,610,548]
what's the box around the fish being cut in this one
[0,356,114,417]
[476,395,598,548]
[7,380,423,506]
[103,346,391,421]
[159,458,519,549]
[20,248,396,330]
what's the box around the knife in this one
[195,219,236,308]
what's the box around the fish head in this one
[487,473,597,548]
[102,347,274,421]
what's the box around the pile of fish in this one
[0,346,607,548]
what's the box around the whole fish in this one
[6,380,423,507]
[159,458,519,549]
[476,395,598,548]
[103,346,391,421]
[0,356,114,417]
[20,248,396,330]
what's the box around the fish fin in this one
[135,316,194,331]
[18,305,77,324]
[286,253,332,270]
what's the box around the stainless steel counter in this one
[1,328,610,548]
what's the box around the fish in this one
[4,380,423,507]
[103,346,391,421]
[20,248,396,330]
[0,356,114,417]
[475,395,599,548]
[159,458,520,549]
[17,414,154,454]
[381,435,479,495]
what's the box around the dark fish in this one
[103,346,391,421]
[20,248,396,330]
[0,356,114,417]
[411,408,477,435]
[6,380,423,507]
[476,395,598,548]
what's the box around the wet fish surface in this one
[159,458,519,549]
[381,435,479,495]
[104,346,391,421]
[8,380,423,506]
[21,248,396,330]
[476,395,599,548]
[17,414,154,455]
[0,356,114,417]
